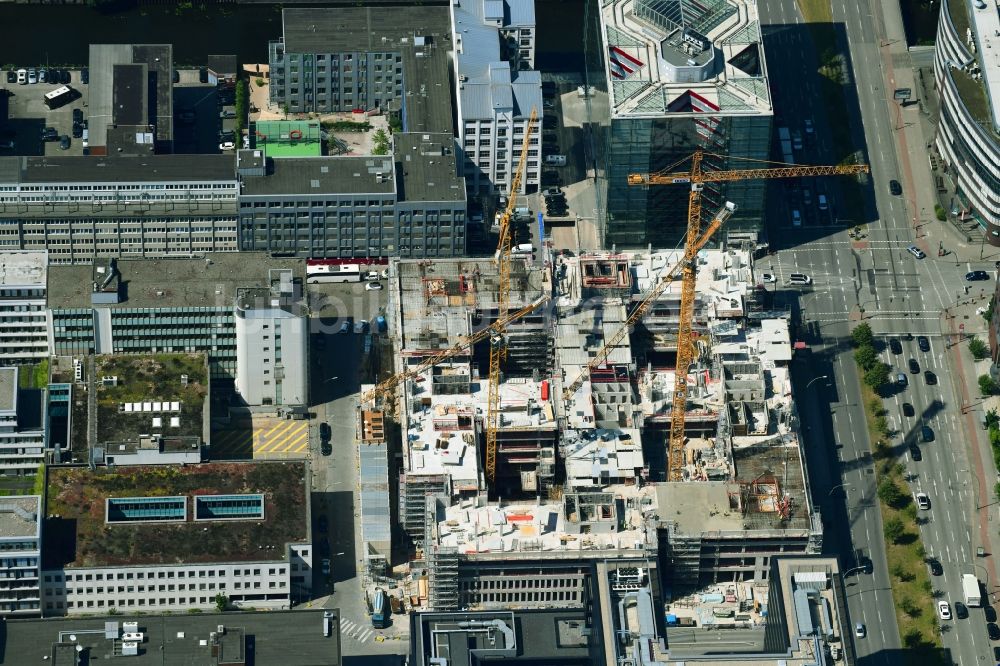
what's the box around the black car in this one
[955,602,968,619]
[988,623,1000,641]
[926,558,942,576]
[902,402,915,417]
[321,441,332,456]
[986,606,998,623]
[889,179,902,196]
[966,270,990,281]
[5,71,15,84]
[909,358,920,374]
[172,69,180,84]
[59,135,70,150]
[924,370,937,385]
[199,67,208,83]
[889,337,902,354]
[72,123,82,138]
[72,108,83,124]
[319,422,332,441]
[917,335,930,352]
[922,425,935,442]
[81,67,89,84]
[908,444,922,461]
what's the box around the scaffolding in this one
[399,473,450,543]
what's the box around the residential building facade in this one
[0,496,42,616]
[934,0,1000,244]
[0,368,46,477]
[0,251,49,366]
[453,0,542,194]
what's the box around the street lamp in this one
[807,375,829,389]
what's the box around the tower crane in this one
[485,107,538,484]
[566,148,868,481]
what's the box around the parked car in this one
[72,123,83,138]
[27,69,37,84]
[321,441,332,456]
[365,281,383,291]
[72,108,83,124]
[989,623,1000,641]
[37,69,47,84]
[319,423,331,441]
[16,69,26,85]
[219,141,235,150]
[321,558,331,576]
[81,68,89,84]
[5,71,15,84]
[59,135,70,150]
[542,188,562,198]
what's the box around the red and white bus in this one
[306,263,362,284]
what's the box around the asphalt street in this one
[760,0,1000,662]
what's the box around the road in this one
[761,0,1000,662]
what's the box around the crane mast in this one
[485,108,538,485]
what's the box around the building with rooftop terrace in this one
[0,495,42,616]
[41,462,313,615]
[584,0,773,247]
[0,367,46,477]
[47,254,303,385]
[934,0,1000,244]
[0,155,238,263]
[0,251,49,365]
[268,6,454,130]
[236,133,466,260]
[452,0,542,195]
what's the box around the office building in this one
[0,496,42,616]
[41,462,313,615]
[0,251,49,365]
[584,0,773,247]
[452,0,543,194]
[0,367,46,477]
[47,254,303,384]
[88,44,174,155]
[236,133,466,259]
[0,155,239,264]
[268,6,453,124]
[934,0,1000,244]
[234,269,308,407]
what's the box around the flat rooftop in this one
[394,132,466,202]
[44,462,308,568]
[0,251,47,288]
[0,367,16,413]
[47,253,303,310]
[0,496,40,539]
[282,6,449,53]
[240,156,395,196]
[0,154,235,185]
[399,18,456,134]
[94,354,208,446]
[254,120,323,158]
[599,0,772,118]
[431,486,654,555]
[411,609,598,666]
[0,610,341,666]
[88,44,173,148]
[392,257,548,351]
[969,0,1000,129]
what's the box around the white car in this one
[915,492,930,510]
[759,273,776,284]
[787,273,812,286]
[27,69,37,84]
[380,268,389,279]
[219,141,235,150]
[937,600,951,620]
[365,281,383,291]
[16,69,26,85]
[854,623,865,638]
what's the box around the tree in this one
[980,374,998,397]
[987,409,1000,430]
[371,128,390,156]
[899,595,920,617]
[970,337,990,360]
[863,362,890,390]
[234,79,248,139]
[851,323,873,348]
[214,594,229,612]
[883,516,906,544]
[934,204,946,221]
[854,344,878,370]
[877,478,904,507]
[902,627,924,649]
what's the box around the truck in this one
[962,574,982,607]
[371,588,389,629]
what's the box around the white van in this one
[788,273,812,285]
[81,128,89,149]
[365,270,380,281]
[791,209,802,226]
[512,243,534,255]
[544,154,567,166]
[817,194,828,210]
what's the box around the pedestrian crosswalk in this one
[339,617,376,643]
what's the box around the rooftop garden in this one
[44,462,307,568]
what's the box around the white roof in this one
[970,0,1000,130]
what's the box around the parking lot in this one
[0,67,89,155]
